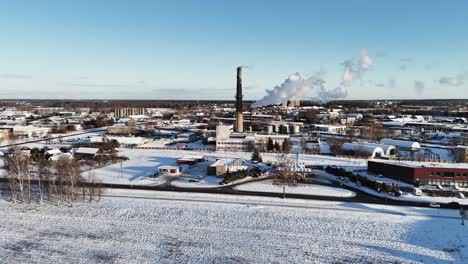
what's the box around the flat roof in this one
[369,159,468,169]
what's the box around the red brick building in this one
[368,160,468,187]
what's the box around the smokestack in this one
[235,66,244,133]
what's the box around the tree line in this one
[3,148,102,207]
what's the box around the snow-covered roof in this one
[49,153,73,161]
[211,158,240,167]
[359,143,397,156]
[229,165,249,172]
[179,155,205,160]
[380,139,420,150]
[45,149,62,155]
[342,143,385,158]
[369,159,468,169]
[75,147,100,155]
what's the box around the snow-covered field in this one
[234,180,356,197]
[0,190,467,263]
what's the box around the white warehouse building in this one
[341,143,386,158]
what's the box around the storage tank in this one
[291,124,301,134]
[272,124,280,133]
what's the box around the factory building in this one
[215,124,289,152]
[368,160,468,187]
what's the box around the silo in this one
[265,125,273,134]
[291,124,300,134]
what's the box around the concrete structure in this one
[368,160,468,187]
[235,66,243,133]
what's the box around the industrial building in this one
[341,142,396,158]
[380,139,421,152]
[368,160,468,187]
[215,124,290,152]
[114,108,146,118]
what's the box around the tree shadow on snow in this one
[351,215,466,263]
[338,202,407,216]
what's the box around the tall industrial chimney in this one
[235,66,244,133]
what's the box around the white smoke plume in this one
[252,49,374,107]
[251,72,325,108]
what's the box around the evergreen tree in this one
[274,142,281,152]
[267,137,274,152]
[251,148,262,163]
[282,139,291,154]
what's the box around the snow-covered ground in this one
[84,148,367,186]
[171,175,222,188]
[86,148,178,185]
[0,190,466,263]
[234,180,356,198]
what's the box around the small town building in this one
[158,165,181,176]
[207,158,243,176]
[368,159,468,187]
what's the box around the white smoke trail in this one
[252,49,375,107]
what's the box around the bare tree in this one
[6,149,31,203]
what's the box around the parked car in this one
[412,188,422,196]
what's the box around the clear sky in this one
[0,0,467,100]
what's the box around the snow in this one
[83,148,366,186]
[0,190,467,263]
[316,170,468,205]
[87,149,179,185]
[171,175,222,188]
[234,180,356,197]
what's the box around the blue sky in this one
[0,0,467,100]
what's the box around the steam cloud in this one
[252,49,374,107]
[439,72,467,87]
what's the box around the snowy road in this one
[1,190,467,263]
